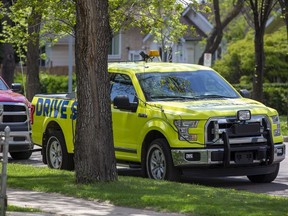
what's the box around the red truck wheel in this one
[10,151,32,160]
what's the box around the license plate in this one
[232,123,260,135]
[235,152,253,164]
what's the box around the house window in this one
[108,34,120,59]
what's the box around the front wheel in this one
[46,131,74,170]
[146,138,180,181]
[247,163,280,183]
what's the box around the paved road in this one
[9,142,288,198]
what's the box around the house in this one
[43,6,213,73]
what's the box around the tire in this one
[146,138,180,181]
[247,163,280,183]
[10,151,32,160]
[46,131,74,170]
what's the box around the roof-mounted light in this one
[139,50,161,62]
[148,50,160,57]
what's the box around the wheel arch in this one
[141,130,167,171]
[43,121,63,146]
[42,121,64,164]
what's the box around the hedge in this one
[233,83,288,115]
[14,72,76,94]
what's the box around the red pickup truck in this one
[0,76,33,159]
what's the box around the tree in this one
[109,0,198,62]
[278,0,288,39]
[213,26,288,83]
[0,0,75,99]
[198,0,244,65]
[74,0,117,183]
[25,5,42,101]
[245,0,278,102]
[1,0,15,87]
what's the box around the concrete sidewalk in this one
[6,188,186,216]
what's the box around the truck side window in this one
[110,74,137,103]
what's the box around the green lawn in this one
[5,163,288,216]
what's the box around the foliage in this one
[5,163,288,216]
[280,116,288,136]
[0,0,76,61]
[110,0,201,60]
[233,83,288,115]
[1,0,201,63]
[213,26,288,84]
[14,72,76,94]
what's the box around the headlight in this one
[174,120,198,141]
[271,115,280,124]
[271,115,281,136]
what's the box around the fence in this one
[0,127,10,216]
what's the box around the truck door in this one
[110,73,145,161]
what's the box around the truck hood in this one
[0,90,29,104]
[153,98,276,118]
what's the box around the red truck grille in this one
[1,103,28,123]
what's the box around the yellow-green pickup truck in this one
[31,61,285,182]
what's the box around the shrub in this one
[14,72,76,94]
[234,83,288,115]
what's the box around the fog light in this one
[237,110,251,121]
[276,147,284,156]
[185,152,200,161]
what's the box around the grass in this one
[4,163,288,216]
[280,115,288,136]
[6,205,41,213]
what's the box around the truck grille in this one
[0,103,28,124]
[205,115,270,146]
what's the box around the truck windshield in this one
[136,70,240,102]
[0,79,9,90]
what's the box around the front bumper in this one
[171,143,286,167]
[6,131,33,152]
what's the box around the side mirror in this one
[113,95,138,112]
[239,89,250,98]
[11,83,23,93]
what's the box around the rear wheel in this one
[46,131,74,170]
[146,138,180,181]
[247,163,280,183]
[10,151,32,160]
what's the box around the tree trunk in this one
[26,7,41,101]
[278,0,288,40]
[252,28,265,101]
[248,0,277,102]
[198,0,244,65]
[1,0,15,87]
[1,43,15,87]
[75,0,117,183]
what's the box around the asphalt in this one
[6,188,186,216]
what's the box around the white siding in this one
[48,45,75,67]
